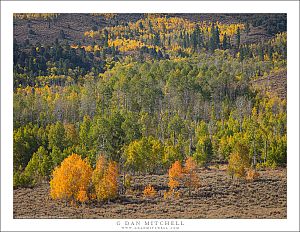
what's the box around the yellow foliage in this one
[124,174,132,190]
[82,16,244,56]
[143,184,157,198]
[50,153,92,203]
[246,169,260,181]
[92,156,119,201]
[228,148,251,179]
[92,155,107,184]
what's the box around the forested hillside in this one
[13,13,287,219]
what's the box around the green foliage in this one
[48,121,65,151]
[123,136,164,173]
[267,135,287,167]
[194,136,213,167]
[24,146,52,182]
[193,121,213,167]
[13,124,40,169]
[163,143,184,168]
[13,15,287,179]
[13,169,33,188]
[14,146,51,188]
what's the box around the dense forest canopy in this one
[13,13,286,188]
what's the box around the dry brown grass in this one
[14,167,286,219]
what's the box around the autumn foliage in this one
[168,161,183,191]
[246,168,260,181]
[228,142,251,179]
[92,155,119,201]
[143,184,157,198]
[50,153,92,203]
[166,158,200,198]
[183,157,200,196]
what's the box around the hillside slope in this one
[14,13,285,46]
[251,69,287,100]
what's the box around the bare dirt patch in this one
[251,69,287,100]
[13,167,286,219]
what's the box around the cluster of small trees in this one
[48,153,201,204]
[45,149,261,205]
[50,154,118,204]
[164,157,199,199]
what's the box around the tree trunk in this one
[264,139,267,163]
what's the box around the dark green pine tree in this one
[215,26,220,49]
[153,32,160,46]
[222,32,228,49]
[192,24,202,51]
[239,46,244,62]
[236,27,241,49]
[209,23,216,52]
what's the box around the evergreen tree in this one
[222,32,228,49]
[236,27,241,49]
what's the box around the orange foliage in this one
[50,153,92,203]
[168,160,183,191]
[76,187,88,203]
[143,184,157,198]
[246,169,260,182]
[163,189,181,200]
[183,157,200,195]
[92,155,107,184]
[92,156,119,201]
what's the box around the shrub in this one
[92,156,119,201]
[143,184,157,198]
[49,153,92,203]
[163,190,181,200]
[246,168,260,182]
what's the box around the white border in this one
[1,1,299,231]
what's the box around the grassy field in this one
[14,166,286,219]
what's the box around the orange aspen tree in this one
[50,153,92,204]
[183,156,200,196]
[93,156,119,201]
[168,160,183,191]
